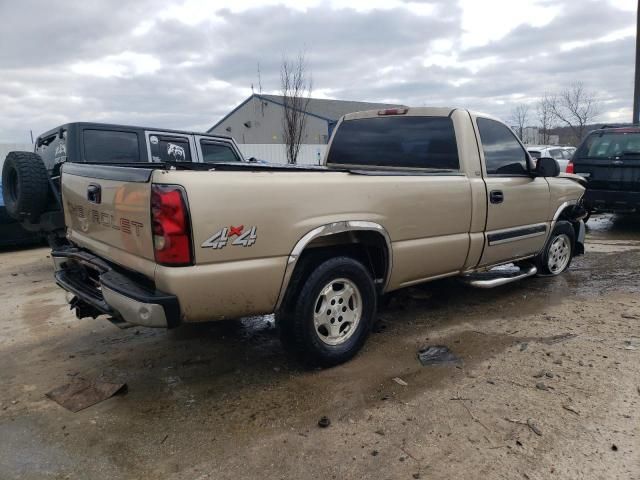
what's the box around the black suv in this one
[571,126,640,217]
[1,122,246,245]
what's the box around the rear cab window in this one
[83,130,142,163]
[477,118,530,175]
[326,116,459,170]
[149,134,192,163]
[200,140,241,163]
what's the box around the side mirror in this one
[536,157,560,177]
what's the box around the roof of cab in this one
[37,122,235,142]
[342,107,457,121]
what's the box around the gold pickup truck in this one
[51,107,587,365]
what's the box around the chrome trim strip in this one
[552,200,578,221]
[275,221,393,310]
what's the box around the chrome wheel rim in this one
[313,278,362,346]
[548,234,571,274]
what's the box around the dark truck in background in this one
[1,122,246,246]
[569,126,640,218]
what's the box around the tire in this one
[535,220,575,276]
[2,151,50,221]
[277,256,377,367]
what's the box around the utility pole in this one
[634,0,640,124]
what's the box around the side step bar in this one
[461,264,537,289]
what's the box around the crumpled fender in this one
[559,172,588,187]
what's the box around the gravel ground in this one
[0,214,638,480]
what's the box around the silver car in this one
[527,145,573,172]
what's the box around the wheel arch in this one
[275,221,392,310]
[544,199,585,256]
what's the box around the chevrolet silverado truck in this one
[1,122,246,246]
[51,108,587,366]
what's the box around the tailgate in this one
[61,163,155,267]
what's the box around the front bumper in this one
[584,189,640,212]
[52,248,180,328]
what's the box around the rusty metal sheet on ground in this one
[45,379,127,412]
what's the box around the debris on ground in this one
[535,382,549,391]
[392,377,408,386]
[45,378,127,412]
[505,417,543,436]
[562,404,580,415]
[417,345,460,366]
[611,444,618,451]
[317,416,331,428]
[541,333,578,345]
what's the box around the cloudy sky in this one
[0,0,636,142]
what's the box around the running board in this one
[461,264,537,289]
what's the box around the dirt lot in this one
[1,214,639,480]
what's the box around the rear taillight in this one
[566,161,574,174]
[151,185,192,266]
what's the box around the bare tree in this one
[510,104,530,142]
[536,94,555,144]
[280,53,312,164]
[548,82,600,145]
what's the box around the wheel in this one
[277,256,377,367]
[535,221,575,276]
[1,151,50,221]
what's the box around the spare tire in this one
[2,151,50,221]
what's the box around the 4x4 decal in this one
[201,225,257,249]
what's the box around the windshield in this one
[576,131,640,159]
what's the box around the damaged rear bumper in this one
[52,248,180,328]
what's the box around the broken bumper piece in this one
[52,247,180,328]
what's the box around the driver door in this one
[475,117,551,267]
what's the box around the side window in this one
[477,118,529,175]
[83,130,141,163]
[36,131,67,170]
[200,141,240,163]
[149,135,191,163]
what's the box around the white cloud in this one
[459,0,561,48]
[70,52,161,78]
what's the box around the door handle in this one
[87,184,101,204]
[490,190,504,204]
